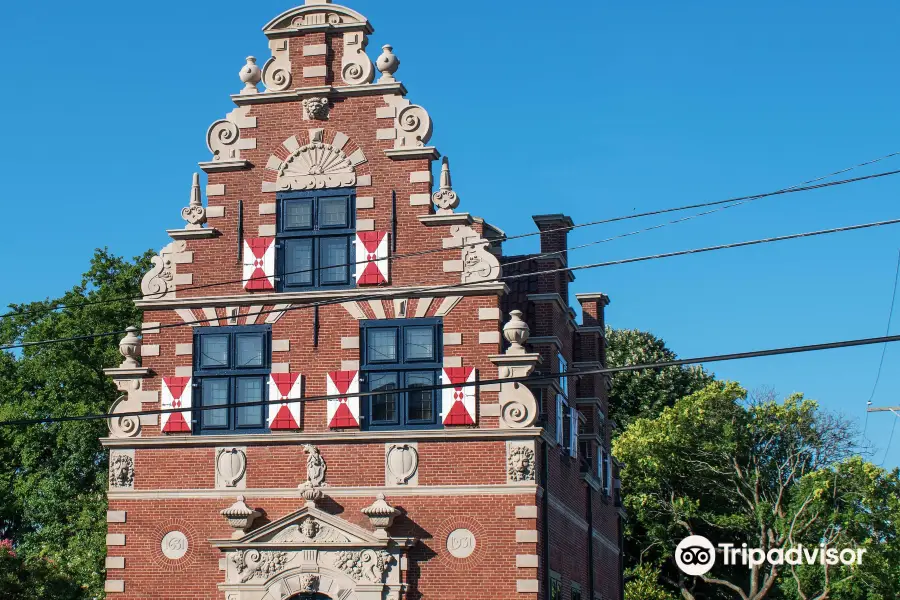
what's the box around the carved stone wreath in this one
[332,549,393,583]
[231,549,289,583]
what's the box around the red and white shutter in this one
[355,231,389,285]
[327,371,360,428]
[161,377,192,433]
[244,238,275,291]
[268,373,303,430]
[442,367,476,426]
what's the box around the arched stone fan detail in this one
[270,129,367,191]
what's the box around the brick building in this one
[101,1,623,598]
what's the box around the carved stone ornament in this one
[449,225,500,284]
[221,496,262,538]
[117,326,141,368]
[503,310,530,354]
[207,106,255,163]
[361,494,401,536]
[302,96,330,121]
[383,95,433,149]
[262,38,292,92]
[232,549,289,583]
[432,157,460,214]
[385,443,419,485]
[161,531,189,560]
[140,240,186,299]
[216,447,247,489]
[181,173,207,229]
[298,573,320,593]
[239,56,261,95]
[341,31,375,85]
[507,443,536,482]
[298,444,327,496]
[376,44,399,83]
[109,451,135,489]
[333,549,394,583]
[271,517,350,543]
[277,129,358,190]
[108,379,143,438]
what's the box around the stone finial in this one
[118,327,141,368]
[239,56,261,94]
[361,493,400,537]
[376,45,400,83]
[503,311,530,355]
[221,496,261,539]
[432,156,460,214]
[181,173,207,229]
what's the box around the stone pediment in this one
[263,3,371,35]
[212,504,390,550]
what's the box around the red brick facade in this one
[101,2,623,599]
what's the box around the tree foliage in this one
[615,382,899,600]
[605,328,714,430]
[0,248,151,598]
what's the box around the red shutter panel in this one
[441,367,476,425]
[268,373,303,430]
[244,238,275,291]
[355,231,389,285]
[161,377,192,433]
[326,371,360,428]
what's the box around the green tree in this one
[0,248,152,599]
[605,328,713,430]
[614,382,895,600]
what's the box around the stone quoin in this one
[101,1,623,598]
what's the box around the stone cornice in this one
[101,426,543,449]
[527,336,562,351]
[231,82,407,107]
[198,159,253,174]
[134,282,509,310]
[166,228,221,241]
[418,213,472,227]
[576,293,611,306]
[384,147,440,161]
[107,483,540,501]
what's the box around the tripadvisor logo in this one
[675,536,867,576]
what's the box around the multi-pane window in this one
[360,319,442,430]
[600,448,611,496]
[193,326,270,434]
[557,352,576,455]
[571,584,582,600]
[550,574,562,600]
[276,189,355,291]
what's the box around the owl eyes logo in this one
[675,536,716,576]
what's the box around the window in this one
[557,352,576,456]
[571,584,582,600]
[569,405,579,459]
[556,395,566,446]
[600,448,611,496]
[550,574,562,600]
[193,326,271,434]
[276,189,355,291]
[361,319,442,430]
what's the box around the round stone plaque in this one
[446,528,477,559]
[161,531,189,560]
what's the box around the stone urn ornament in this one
[503,311,530,355]
[376,45,400,82]
[118,327,141,368]
[221,496,261,538]
[239,56,261,94]
[361,493,401,537]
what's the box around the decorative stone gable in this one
[211,500,411,600]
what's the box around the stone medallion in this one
[161,531,189,560]
[446,528,476,559]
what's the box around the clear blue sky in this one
[2,1,899,467]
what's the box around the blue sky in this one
[2,0,899,467]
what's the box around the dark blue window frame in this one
[360,318,443,431]
[276,189,356,291]
[192,325,271,435]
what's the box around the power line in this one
[880,418,897,467]
[4,216,900,352]
[864,250,900,437]
[4,331,900,428]
[3,162,899,322]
